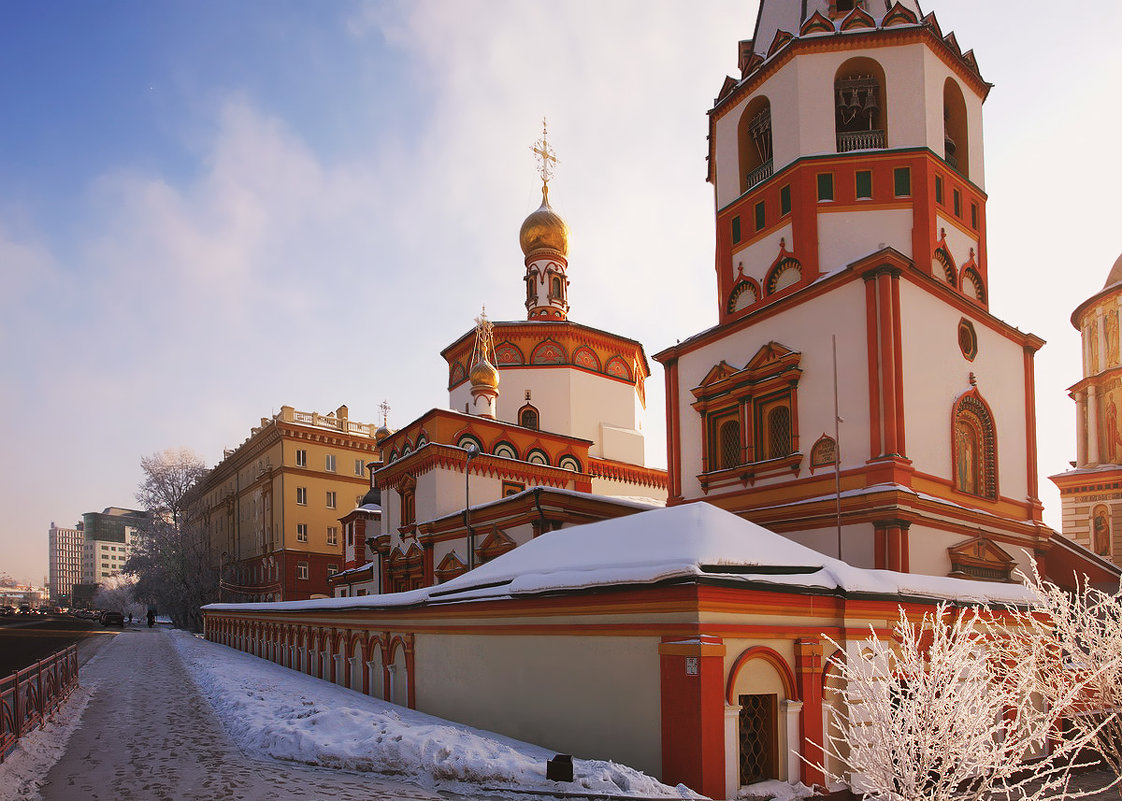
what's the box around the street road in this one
[0,614,111,677]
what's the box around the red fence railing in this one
[0,644,80,761]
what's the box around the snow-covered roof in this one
[207,502,1033,615]
[751,0,923,57]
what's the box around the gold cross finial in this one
[379,400,390,427]
[472,306,496,366]
[531,118,558,189]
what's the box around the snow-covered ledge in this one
[783,700,803,784]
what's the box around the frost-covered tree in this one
[819,603,1112,801]
[1009,565,1122,786]
[123,448,218,631]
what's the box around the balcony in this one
[745,159,773,190]
[837,130,886,152]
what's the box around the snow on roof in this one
[207,503,1032,616]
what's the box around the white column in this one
[783,700,804,784]
[334,654,346,685]
[1088,386,1101,466]
[1076,391,1088,468]
[725,705,741,800]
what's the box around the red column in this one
[877,270,898,456]
[864,273,883,458]
[659,636,727,799]
[795,639,825,786]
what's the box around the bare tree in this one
[124,448,217,631]
[819,603,1113,801]
[1009,565,1122,787]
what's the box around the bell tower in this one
[656,0,1050,579]
[708,0,990,325]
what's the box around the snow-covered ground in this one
[0,627,698,800]
[171,630,699,798]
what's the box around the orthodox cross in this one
[531,118,558,188]
[472,306,496,365]
[378,399,390,427]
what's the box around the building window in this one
[327,526,338,546]
[758,399,794,460]
[732,215,742,244]
[739,694,779,784]
[935,174,944,204]
[297,562,309,580]
[296,487,307,505]
[355,459,365,476]
[400,486,415,527]
[739,96,773,193]
[326,491,337,509]
[295,449,307,467]
[549,274,564,301]
[327,564,338,577]
[817,173,834,201]
[325,454,336,472]
[943,78,970,176]
[893,167,911,197]
[855,170,872,199]
[953,188,962,217]
[952,390,997,501]
[296,524,308,543]
[754,201,766,232]
[712,413,742,470]
[780,185,791,216]
[970,202,978,230]
[519,405,540,430]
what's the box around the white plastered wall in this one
[935,213,979,271]
[785,522,876,568]
[731,223,795,286]
[906,522,1036,577]
[415,633,663,777]
[676,280,871,500]
[818,209,914,272]
[898,282,1030,502]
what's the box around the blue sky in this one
[2,1,1120,584]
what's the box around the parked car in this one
[101,611,125,627]
[0,605,13,616]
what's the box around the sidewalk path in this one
[37,626,463,801]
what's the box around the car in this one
[101,611,125,627]
[0,605,13,616]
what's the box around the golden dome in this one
[519,186,569,257]
[469,357,500,390]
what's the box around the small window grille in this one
[718,419,741,469]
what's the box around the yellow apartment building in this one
[187,405,382,601]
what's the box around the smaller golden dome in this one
[469,358,500,390]
[519,186,569,257]
[375,425,391,443]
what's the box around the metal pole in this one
[464,444,478,569]
[833,334,843,561]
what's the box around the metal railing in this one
[837,129,886,152]
[745,159,773,189]
[0,644,80,761]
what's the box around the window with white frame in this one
[296,487,307,505]
[325,454,336,472]
[354,458,365,476]
[326,491,337,509]
[327,526,338,546]
[295,449,307,467]
[297,562,309,580]
[296,524,308,542]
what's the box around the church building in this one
[203,2,1119,799]
[655,0,1052,582]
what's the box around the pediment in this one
[948,536,1015,565]
[699,360,739,388]
[882,3,919,27]
[746,341,800,371]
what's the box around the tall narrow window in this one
[817,173,834,202]
[894,167,911,197]
[519,405,539,430]
[780,185,791,216]
[325,454,336,472]
[943,78,970,177]
[295,449,307,467]
[754,201,766,231]
[763,403,793,460]
[718,417,742,469]
[952,391,997,500]
[732,216,742,244]
[739,694,779,785]
[835,58,887,152]
[738,97,773,193]
[400,487,415,527]
[855,170,872,199]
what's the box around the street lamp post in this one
[463,443,479,570]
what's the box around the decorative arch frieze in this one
[573,346,601,372]
[494,341,524,366]
[728,278,761,314]
[530,339,567,365]
[604,356,632,381]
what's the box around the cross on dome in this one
[531,118,558,189]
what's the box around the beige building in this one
[188,405,381,602]
[48,521,84,604]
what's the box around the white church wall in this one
[817,208,913,272]
[675,281,871,499]
[784,523,874,567]
[898,283,1030,502]
[935,213,979,270]
[414,632,663,777]
[730,223,795,285]
[921,48,986,190]
[589,475,665,503]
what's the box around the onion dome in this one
[374,425,391,443]
[1104,252,1122,290]
[519,186,569,257]
[470,357,500,390]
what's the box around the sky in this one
[1,1,1119,586]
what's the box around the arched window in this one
[549,274,564,301]
[519,405,539,430]
[738,96,773,193]
[835,58,887,152]
[943,78,969,177]
[952,391,997,500]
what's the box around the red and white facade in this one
[656,0,1051,581]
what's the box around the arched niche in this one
[943,78,969,177]
[738,95,773,194]
[835,57,888,152]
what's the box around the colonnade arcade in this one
[205,616,415,709]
